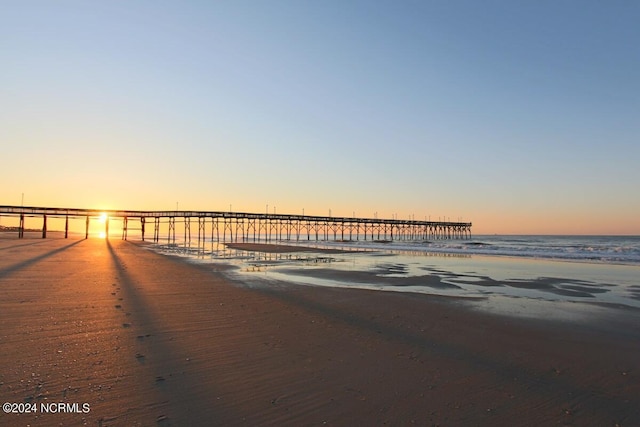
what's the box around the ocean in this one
[151,235,640,318]
[391,235,640,265]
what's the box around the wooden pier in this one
[0,205,472,243]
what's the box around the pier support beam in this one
[122,217,128,240]
[153,217,160,243]
[184,217,191,246]
[85,216,90,239]
[42,214,47,238]
[168,217,175,245]
[65,215,69,238]
[198,217,205,247]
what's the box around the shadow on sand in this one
[0,239,84,279]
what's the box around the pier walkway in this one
[0,205,472,243]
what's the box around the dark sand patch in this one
[629,285,640,301]
[419,266,616,298]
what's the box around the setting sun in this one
[96,212,109,238]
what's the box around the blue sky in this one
[1,1,638,234]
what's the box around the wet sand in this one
[225,242,349,254]
[1,238,639,426]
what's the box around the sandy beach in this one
[1,237,639,426]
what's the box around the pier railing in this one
[0,205,472,242]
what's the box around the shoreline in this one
[1,237,639,426]
[166,240,640,314]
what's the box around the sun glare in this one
[96,212,109,238]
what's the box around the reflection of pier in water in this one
[0,205,472,242]
[385,250,472,259]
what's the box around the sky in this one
[1,0,638,235]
